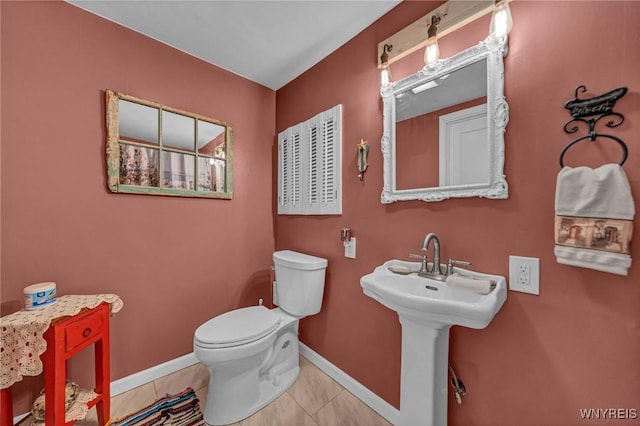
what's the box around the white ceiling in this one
[67,0,402,90]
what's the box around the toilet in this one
[193,250,328,425]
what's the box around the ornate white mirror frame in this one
[381,37,509,203]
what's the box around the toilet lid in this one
[194,306,281,348]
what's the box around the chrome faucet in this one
[421,233,443,276]
[409,232,472,281]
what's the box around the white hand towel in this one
[554,163,635,275]
[446,274,495,294]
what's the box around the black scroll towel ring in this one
[559,85,628,168]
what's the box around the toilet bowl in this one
[194,250,327,425]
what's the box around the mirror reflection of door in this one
[395,98,486,190]
[394,59,488,190]
[439,103,488,186]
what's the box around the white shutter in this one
[278,125,303,214]
[314,105,341,214]
[277,105,341,215]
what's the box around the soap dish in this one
[388,265,413,275]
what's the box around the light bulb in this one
[490,1,513,39]
[380,66,391,87]
[424,37,439,65]
[424,15,441,66]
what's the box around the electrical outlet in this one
[518,264,531,286]
[509,256,540,295]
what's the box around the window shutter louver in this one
[322,117,335,205]
[308,124,319,206]
[281,136,289,206]
[291,131,301,207]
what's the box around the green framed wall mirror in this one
[106,90,233,199]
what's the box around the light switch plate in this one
[345,238,356,259]
[509,256,540,295]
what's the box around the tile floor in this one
[79,355,391,426]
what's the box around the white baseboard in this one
[14,346,399,425]
[110,352,198,396]
[299,342,400,425]
[13,352,199,423]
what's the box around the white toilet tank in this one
[273,250,328,317]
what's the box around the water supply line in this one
[448,364,467,404]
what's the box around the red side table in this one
[1,302,112,425]
[42,302,111,425]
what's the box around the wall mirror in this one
[381,37,509,203]
[106,90,233,199]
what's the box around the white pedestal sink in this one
[361,260,507,426]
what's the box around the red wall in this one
[1,1,275,413]
[276,1,640,425]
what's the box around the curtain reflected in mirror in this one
[162,152,195,189]
[197,158,226,192]
[106,90,233,199]
[119,145,159,187]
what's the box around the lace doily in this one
[16,389,99,425]
[0,294,123,389]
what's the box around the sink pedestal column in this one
[398,314,451,426]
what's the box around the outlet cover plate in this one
[509,256,540,295]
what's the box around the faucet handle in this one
[409,253,428,274]
[446,259,472,276]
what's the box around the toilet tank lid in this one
[273,250,328,270]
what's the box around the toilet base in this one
[200,316,301,425]
[203,364,299,425]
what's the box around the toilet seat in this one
[194,306,281,349]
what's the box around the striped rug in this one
[110,388,205,426]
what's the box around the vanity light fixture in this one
[411,80,439,94]
[424,15,441,66]
[379,44,393,87]
[489,0,513,39]
[377,1,509,70]
[412,73,451,94]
